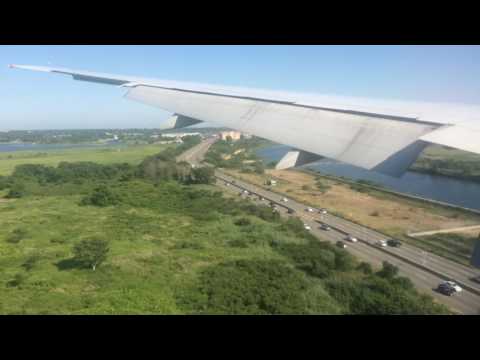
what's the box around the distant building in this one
[161,132,201,139]
[219,131,242,141]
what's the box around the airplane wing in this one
[10,64,480,177]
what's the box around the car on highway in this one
[437,281,462,296]
[319,209,328,215]
[287,208,295,214]
[336,241,347,249]
[281,197,288,202]
[224,182,230,186]
[387,239,402,247]
[242,190,250,195]
[320,224,331,231]
[305,207,314,213]
[304,224,311,231]
[375,240,387,247]
[346,235,358,242]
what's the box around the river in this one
[257,145,480,211]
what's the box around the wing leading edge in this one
[10,64,480,177]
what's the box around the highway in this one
[182,138,480,314]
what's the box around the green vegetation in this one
[0,143,172,176]
[72,239,110,271]
[204,136,272,174]
[315,178,332,193]
[412,145,480,183]
[81,185,121,207]
[0,142,451,314]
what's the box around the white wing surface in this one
[10,64,480,177]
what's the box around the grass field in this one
[0,183,272,314]
[0,144,169,176]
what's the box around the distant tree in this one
[73,239,110,271]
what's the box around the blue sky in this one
[1,45,479,130]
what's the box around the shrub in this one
[22,253,41,271]
[234,217,252,227]
[80,185,121,207]
[50,238,67,244]
[5,182,26,199]
[187,167,215,185]
[376,261,399,280]
[0,175,11,190]
[253,162,265,174]
[275,242,338,279]
[6,228,28,244]
[72,238,110,271]
[228,239,249,248]
[357,262,373,275]
[7,273,27,288]
[315,180,331,193]
[189,260,314,314]
[173,241,205,250]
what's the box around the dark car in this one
[287,208,295,214]
[320,224,331,231]
[336,241,347,249]
[437,283,456,296]
[387,239,402,247]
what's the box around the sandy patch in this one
[224,168,480,236]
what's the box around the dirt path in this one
[409,225,480,237]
